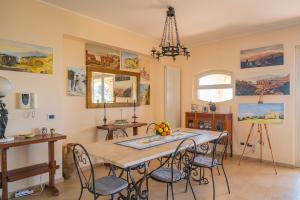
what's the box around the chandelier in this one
[151,6,190,61]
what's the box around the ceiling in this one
[41,0,300,45]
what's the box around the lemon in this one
[158,128,163,133]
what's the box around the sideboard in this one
[185,112,233,156]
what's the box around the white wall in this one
[180,25,300,166]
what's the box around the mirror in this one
[87,66,140,108]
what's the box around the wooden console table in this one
[97,122,147,140]
[0,134,66,200]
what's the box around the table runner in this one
[115,131,200,150]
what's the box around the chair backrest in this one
[72,143,95,191]
[146,123,158,134]
[211,131,228,165]
[154,138,197,182]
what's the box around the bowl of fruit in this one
[155,122,172,136]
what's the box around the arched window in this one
[195,71,233,102]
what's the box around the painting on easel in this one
[238,103,284,124]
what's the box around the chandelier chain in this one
[151,6,190,60]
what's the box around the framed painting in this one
[67,67,86,96]
[0,38,53,74]
[240,44,284,69]
[86,43,120,69]
[139,55,150,81]
[139,83,150,105]
[238,103,284,124]
[235,71,289,96]
[121,51,139,72]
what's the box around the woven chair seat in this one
[192,155,219,168]
[90,175,128,196]
[151,167,183,183]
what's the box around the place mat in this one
[115,131,200,150]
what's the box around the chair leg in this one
[146,176,150,200]
[216,166,221,176]
[221,165,230,194]
[199,168,202,185]
[170,183,175,200]
[210,168,215,200]
[78,188,83,200]
[167,183,169,200]
[185,174,189,192]
[188,176,197,200]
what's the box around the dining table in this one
[84,128,222,200]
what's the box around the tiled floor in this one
[21,158,300,200]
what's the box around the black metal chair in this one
[146,122,158,134]
[149,138,197,200]
[190,132,230,200]
[72,143,129,200]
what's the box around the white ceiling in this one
[41,0,300,45]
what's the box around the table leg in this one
[127,163,149,199]
[1,148,8,200]
[47,141,59,196]
[107,130,114,140]
[133,127,138,136]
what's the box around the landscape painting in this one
[86,43,120,69]
[67,67,86,96]
[139,84,150,105]
[121,51,139,71]
[235,71,289,96]
[240,44,284,69]
[114,81,132,98]
[0,38,53,74]
[139,55,150,81]
[238,103,284,124]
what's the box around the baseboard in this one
[231,154,295,168]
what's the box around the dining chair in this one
[190,132,230,200]
[72,143,129,200]
[149,138,197,200]
[146,122,158,134]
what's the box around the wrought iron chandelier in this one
[151,6,190,61]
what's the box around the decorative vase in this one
[209,102,216,112]
[63,143,76,180]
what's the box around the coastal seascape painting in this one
[86,43,120,69]
[235,71,289,96]
[240,44,284,69]
[238,103,284,124]
[0,38,53,74]
[121,51,139,71]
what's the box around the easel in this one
[238,94,278,175]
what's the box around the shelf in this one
[0,163,59,188]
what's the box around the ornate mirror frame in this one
[86,66,140,108]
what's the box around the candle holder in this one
[103,102,107,126]
[132,100,138,123]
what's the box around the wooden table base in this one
[238,123,277,174]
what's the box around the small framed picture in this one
[18,93,31,109]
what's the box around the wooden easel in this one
[238,94,277,174]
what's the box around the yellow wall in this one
[0,0,160,192]
[180,25,300,165]
[1,0,300,194]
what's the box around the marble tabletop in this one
[84,128,221,169]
